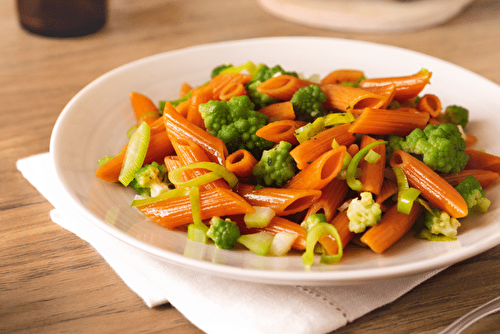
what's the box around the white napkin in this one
[17,152,443,334]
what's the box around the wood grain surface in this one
[1,0,499,333]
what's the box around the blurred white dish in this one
[50,37,500,286]
[257,0,476,33]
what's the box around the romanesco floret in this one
[290,84,327,122]
[455,176,491,213]
[199,95,274,158]
[439,105,469,128]
[424,207,461,238]
[206,216,241,249]
[246,64,298,110]
[211,63,233,78]
[300,213,328,232]
[129,162,172,197]
[386,134,405,163]
[346,192,382,233]
[252,141,297,187]
[396,123,469,173]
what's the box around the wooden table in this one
[2,0,500,333]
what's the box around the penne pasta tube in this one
[170,137,230,190]
[225,149,258,179]
[359,83,396,109]
[129,91,160,126]
[163,102,227,165]
[257,75,312,100]
[290,123,356,170]
[416,94,442,118]
[306,177,349,222]
[219,82,247,101]
[186,83,213,129]
[210,73,252,100]
[164,155,182,172]
[255,120,306,145]
[360,202,424,254]
[174,99,190,118]
[375,178,399,211]
[464,148,500,174]
[235,183,321,216]
[390,150,468,218]
[284,146,346,190]
[441,169,500,189]
[320,69,365,85]
[357,135,386,195]
[348,107,430,137]
[136,188,254,229]
[359,69,432,102]
[257,101,296,120]
[321,84,388,112]
[179,82,193,97]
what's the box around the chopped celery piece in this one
[294,117,326,144]
[244,206,276,228]
[187,223,209,243]
[324,112,355,126]
[168,162,239,188]
[302,222,343,266]
[346,141,387,191]
[268,232,297,256]
[118,121,150,186]
[237,231,274,256]
[364,149,381,163]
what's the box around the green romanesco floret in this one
[129,162,173,197]
[455,176,491,213]
[386,134,405,163]
[290,84,328,122]
[210,63,233,78]
[346,192,382,233]
[300,213,328,232]
[206,216,241,249]
[252,141,297,187]
[423,207,461,238]
[397,123,469,173]
[199,95,274,158]
[246,64,298,109]
[439,105,469,128]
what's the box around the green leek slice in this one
[346,141,387,191]
[168,162,239,188]
[118,121,150,186]
[302,222,343,266]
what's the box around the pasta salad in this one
[95,61,499,266]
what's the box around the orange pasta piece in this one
[390,150,468,218]
[236,215,307,251]
[284,146,346,190]
[348,107,430,137]
[464,134,478,148]
[441,169,499,189]
[255,120,306,145]
[129,91,160,125]
[375,178,399,211]
[257,75,312,100]
[360,83,396,109]
[149,116,166,135]
[170,137,229,190]
[187,83,213,129]
[321,69,365,85]
[321,84,388,112]
[163,102,227,165]
[225,149,258,179]
[219,82,247,101]
[357,135,386,195]
[347,143,359,156]
[361,202,424,254]
[210,73,252,100]
[416,94,442,118]
[234,183,321,216]
[179,82,193,97]
[164,155,182,172]
[290,123,356,170]
[318,211,356,256]
[175,99,190,118]
[257,101,296,120]
[306,177,349,222]
[359,69,432,102]
[464,148,500,174]
[137,188,254,229]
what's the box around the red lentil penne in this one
[187,83,213,129]
[321,69,365,85]
[321,84,388,112]
[348,107,430,137]
[416,94,442,118]
[257,101,296,120]
[225,149,258,179]
[234,183,321,216]
[464,148,500,174]
[357,135,386,195]
[255,120,306,145]
[129,91,160,126]
[390,150,468,218]
[318,211,355,256]
[441,169,500,189]
[257,74,312,100]
[305,177,349,222]
[219,82,247,101]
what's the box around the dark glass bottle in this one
[17,0,107,37]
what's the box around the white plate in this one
[50,37,500,286]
